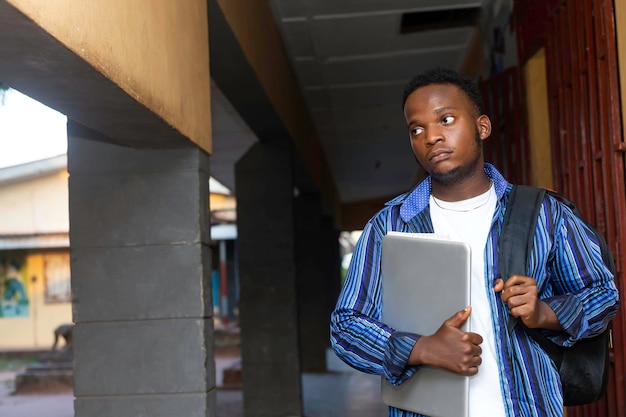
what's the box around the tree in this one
[0,81,9,104]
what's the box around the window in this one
[44,252,71,303]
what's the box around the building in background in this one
[0,155,70,349]
[0,154,239,350]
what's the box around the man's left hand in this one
[494,276,562,331]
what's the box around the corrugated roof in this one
[0,232,69,250]
[0,154,67,186]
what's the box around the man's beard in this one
[430,131,482,186]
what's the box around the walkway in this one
[0,354,388,417]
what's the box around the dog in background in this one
[52,323,74,351]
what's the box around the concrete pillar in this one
[67,122,215,417]
[294,191,328,373]
[226,240,239,321]
[321,215,342,344]
[235,142,302,417]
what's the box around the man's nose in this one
[425,126,443,145]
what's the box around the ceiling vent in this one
[400,7,481,34]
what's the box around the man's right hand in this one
[407,306,483,376]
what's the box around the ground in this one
[0,337,387,417]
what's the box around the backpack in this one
[498,185,613,406]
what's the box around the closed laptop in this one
[381,232,471,417]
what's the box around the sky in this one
[0,88,68,169]
[0,88,232,194]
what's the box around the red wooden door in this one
[480,67,530,186]
[516,0,626,415]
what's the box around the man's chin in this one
[430,154,482,186]
[431,166,467,186]
[431,173,458,186]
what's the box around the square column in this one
[67,122,215,417]
[235,142,303,417]
[294,192,335,373]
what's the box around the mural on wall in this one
[0,254,29,318]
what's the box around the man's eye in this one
[442,115,455,124]
[410,127,423,136]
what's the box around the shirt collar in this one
[389,162,509,222]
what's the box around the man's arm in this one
[330,213,486,384]
[330,220,421,385]
[531,199,618,345]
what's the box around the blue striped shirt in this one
[330,163,619,417]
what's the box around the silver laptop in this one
[381,232,471,417]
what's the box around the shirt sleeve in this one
[541,199,620,346]
[330,216,421,386]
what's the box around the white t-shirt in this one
[429,184,506,417]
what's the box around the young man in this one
[330,68,619,417]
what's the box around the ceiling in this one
[210,0,506,204]
[210,81,258,194]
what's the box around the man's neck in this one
[431,173,492,202]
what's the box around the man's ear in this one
[477,115,491,140]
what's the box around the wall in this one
[615,0,626,145]
[210,193,236,212]
[0,170,69,234]
[523,49,554,189]
[6,0,211,152]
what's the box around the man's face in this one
[403,83,489,186]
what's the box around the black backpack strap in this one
[498,185,546,331]
[500,185,611,403]
[499,185,546,279]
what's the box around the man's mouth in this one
[428,149,452,162]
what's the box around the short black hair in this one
[402,67,485,115]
